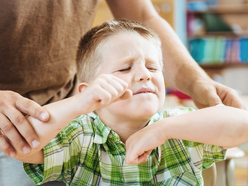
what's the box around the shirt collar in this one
[88,112,110,144]
[89,111,161,145]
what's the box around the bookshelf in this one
[186,0,248,81]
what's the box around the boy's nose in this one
[135,67,151,82]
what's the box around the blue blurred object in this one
[187,0,218,11]
[187,1,208,11]
[240,38,248,63]
[206,0,218,6]
[188,38,205,62]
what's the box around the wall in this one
[92,0,175,28]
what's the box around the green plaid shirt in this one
[24,107,226,186]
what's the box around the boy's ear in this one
[78,82,89,93]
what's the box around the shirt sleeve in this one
[182,140,226,171]
[23,117,87,185]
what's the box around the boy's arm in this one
[125,106,248,164]
[106,0,245,110]
[13,74,132,163]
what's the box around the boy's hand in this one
[125,122,166,164]
[79,74,132,112]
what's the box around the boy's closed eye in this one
[147,67,158,71]
[118,66,158,72]
[119,67,131,72]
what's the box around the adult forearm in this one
[158,106,248,149]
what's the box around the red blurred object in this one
[167,89,191,100]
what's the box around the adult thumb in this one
[207,92,222,107]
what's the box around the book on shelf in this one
[186,12,234,37]
[240,38,248,62]
[188,37,248,65]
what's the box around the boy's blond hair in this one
[76,19,163,83]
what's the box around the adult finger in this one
[3,107,40,151]
[16,96,49,122]
[0,128,16,158]
[220,88,246,110]
[193,88,222,109]
[0,113,31,154]
[205,90,222,107]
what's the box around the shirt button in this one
[109,133,113,138]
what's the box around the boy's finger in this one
[137,151,151,164]
[125,156,139,165]
[126,151,149,165]
[100,81,120,99]
[110,75,129,89]
[98,80,129,103]
[105,76,128,95]
[125,148,142,164]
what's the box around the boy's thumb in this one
[120,89,132,100]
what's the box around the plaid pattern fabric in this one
[24,108,226,186]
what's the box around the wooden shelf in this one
[188,31,248,39]
[199,63,248,69]
[188,4,248,14]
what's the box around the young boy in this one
[11,19,248,186]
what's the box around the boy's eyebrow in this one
[116,56,134,65]
[145,57,158,63]
[116,56,159,64]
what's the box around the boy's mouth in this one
[133,87,155,95]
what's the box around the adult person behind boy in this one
[0,0,245,186]
[11,19,248,186]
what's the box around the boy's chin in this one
[131,109,159,119]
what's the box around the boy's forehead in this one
[100,32,161,60]
[105,32,152,44]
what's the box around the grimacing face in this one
[95,32,165,123]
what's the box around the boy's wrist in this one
[71,92,94,116]
[152,120,170,145]
[155,117,180,143]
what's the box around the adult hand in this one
[0,91,49,158]
[189,78,246,110]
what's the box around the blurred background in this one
[93,1,248,185]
